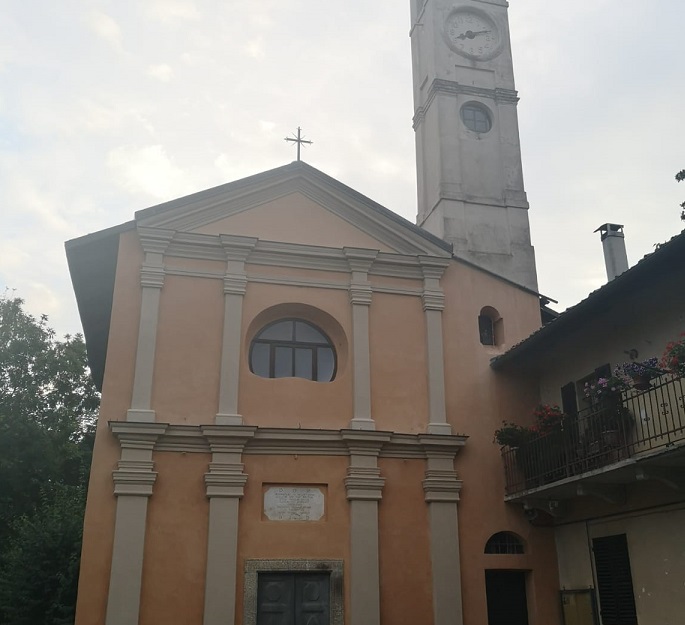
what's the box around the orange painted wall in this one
[191,192,394,252]
[139,452,210,625]
[439,261,561,625]
[370,293,429,433]
[378,458,433,625]
[75,204,564,625]
[152,273,224,424]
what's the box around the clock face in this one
[445,9,502,61]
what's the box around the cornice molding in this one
[413,79,519,128]
[136,227,451,283]
[112,423,468,459]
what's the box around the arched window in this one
[484,532,525,555]
[249,319,336,382]
[479,314,495,346]
[478,306,503,346]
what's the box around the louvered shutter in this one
[592,534,638,625]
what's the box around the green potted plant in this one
[493,421,532,448]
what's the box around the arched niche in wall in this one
[245,303,349,380]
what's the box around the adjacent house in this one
[492,227,685,625]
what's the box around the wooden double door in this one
[257,572,330,625]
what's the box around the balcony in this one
[502,373,685,498]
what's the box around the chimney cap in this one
[594,223,625,241]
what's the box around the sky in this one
[1,0,684,337]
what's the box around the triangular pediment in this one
[135,162,451,257]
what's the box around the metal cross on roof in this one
[284,127,313,161]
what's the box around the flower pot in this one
[631,375,652,391]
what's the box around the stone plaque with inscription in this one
[263,486,325,522]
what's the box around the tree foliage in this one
[0,296,100,624]
[677,169,685,221]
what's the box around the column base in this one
[126,409,156,423]
[349,418,376,431]
[427,422,452,435]
[215,413,243,426]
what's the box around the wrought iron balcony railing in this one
[502,373,685,496]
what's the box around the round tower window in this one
[460,103,492,133]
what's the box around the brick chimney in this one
[595,223,629,281]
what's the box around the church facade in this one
[68,2,569,625]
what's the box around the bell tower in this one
[410,0,537,290]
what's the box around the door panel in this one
[257,573,330,625]
[257,574,295,625]
[295,574,330,625]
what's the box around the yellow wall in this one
[556,505,685,625]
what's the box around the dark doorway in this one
[257,572,330,625]
[485,570,529,625]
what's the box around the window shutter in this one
[561,382,578,417]
[592,534,637,625]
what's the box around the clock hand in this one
[457,29,491,40]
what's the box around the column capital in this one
[112,462,158,497]
[200,425,257,453]
[345,467,385,501]
[110,421,168,449]
[342,430,392,456]
[223,273,248,296]
[343,247,379,273]
[219,234,258,262]
[349,284,373,306]
[140,264,165,289]
[137,227,175,255]
[205,469,249,499]
[418,256,450,280]
[422,290,445,311]
[423,469,463,503]
[419,434,468,457]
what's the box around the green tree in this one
[0,296,99,624]
[677,169,685,221]
[0,484,86,625]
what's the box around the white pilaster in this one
[343,430,391,625]
[106,422,168,625]
[215,236,257,426]
[344,248,378,431]
[127,227,174,423]
[201,426,256,625]
[420,435,466,625]
[420,257,451,435]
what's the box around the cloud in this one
[145,0,201,22]
[244,37,266,60]
[147,63,174,82]
[107,144,196,201]
[86,11,122,49]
